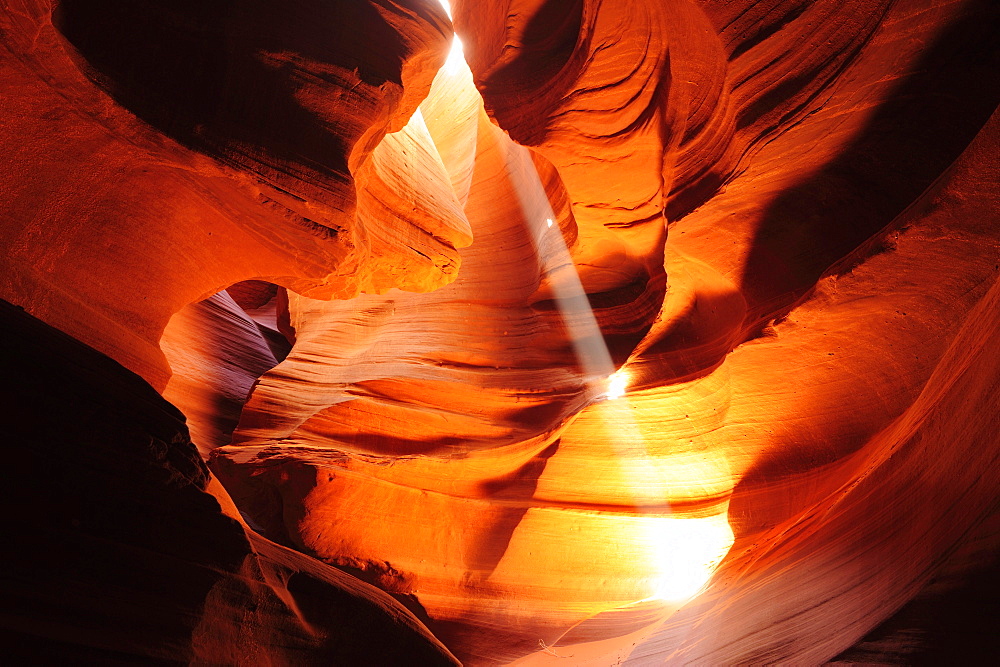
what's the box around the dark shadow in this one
[0,299,250,660]
[738,0,1000,329]
[323,559,441,638]
[52,0,445,194]
[829,534,1000,664]
[729,0,1000,534]
[469,441,561,578]
[471,0,586,145]
[427,441,561,664]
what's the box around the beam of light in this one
[502,140,617,386]
[499,142,734,606]
[436,0,465,76]
[499,141,736,607]
[403,107,451,177]
[444,35,465,76]
[421,0,733,613]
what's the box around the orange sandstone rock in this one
[213,0,1000,663]
[3,0,1000,664]
[0,0,466,390]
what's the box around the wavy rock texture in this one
[160,286,289,455]
[457,0,677,356]
[4,0,1000,664]
[0,0,466,390]
[212,0,1000,664]
[1,0,464,662]
[0,300,458,665]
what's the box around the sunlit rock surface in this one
[1,0,462,662]
[4,0,1000,664]
[0,0,467,390]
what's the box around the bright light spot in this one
[643,513,734,603]
[606,371,628,399]
[546,217,554,228]
[444,35,465,75]
[433,0,464,76]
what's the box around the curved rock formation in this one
[2,0,463,662]
[1,0,467,390]
[4,0,1000,664]
[1,300,458,665]
[208,0,1000,663]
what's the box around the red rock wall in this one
[1,0,466,389]
[3,0,1000,664]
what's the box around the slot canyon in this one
[3,0,1000,663]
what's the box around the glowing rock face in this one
[4,0,1000,665]
[0,0,466,390]
[211,0,1000,663]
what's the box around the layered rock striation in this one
[1,0,468,389]
[0,300,458,664]
[3,0,1000,664]
[213,0,1000,663]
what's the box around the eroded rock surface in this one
[0,0,467,389]
[3,0,1000,664]
[1,0,464,662]
[213,0,1000,663]
[0,300,458,665]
